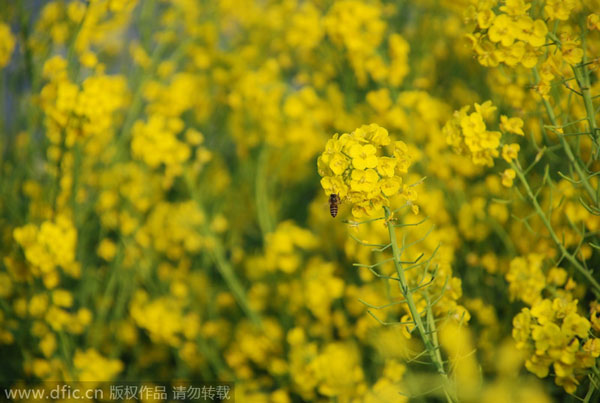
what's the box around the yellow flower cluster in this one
[325,1,410,87]
[40,55,129,146]
[513,297,599,393]
[131,115,191,179]
[252,221,318,274]
[445,101,524,186]
[139,201,206,259]
[73,348,123,383]
[505,254,546,306]
[463,0,588,99]
[505,249,600,394]
[94,162,162,229]
[13,215,78,288]
[31,0,137,58]
[445,101,524,167]
[299,258,344,324]
[280,329,402,401]
[464,0,548,68]
[318,124,416,218]
[310,342,365,398]
[130,291,198,347]
[132,80,211,184]
[224,318,284,379]
[144,73,204,118]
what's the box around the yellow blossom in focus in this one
[349,144,378,170]
[488,15,516,47]
[318,124,415,218]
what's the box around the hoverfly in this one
[328,193,341,218]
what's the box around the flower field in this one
[2,0,600,401]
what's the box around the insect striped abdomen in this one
[329,194,340,217]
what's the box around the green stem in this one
[256,146,274,237]
[575,27,599,156]
[583,375,596,403]
[185,172,261,326]
[585,366,600,403]
[384,207,456,403]
[511,162,600,297]
[533,68,597,205]
[58,331,73,377]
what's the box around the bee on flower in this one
[317,124,417,218]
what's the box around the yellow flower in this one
[506,254,545,304]
[500,115,524,135]
[350,169,379,193]
[561,313,590,339]
[376,157,396,177]
[79,51,98,68]
[544,0,577,21]
[588,14,600,31]
[39,333,57,358]
[488,15,517,47]
[32,359,52,379]
[547,267,567,286]
[52,289,73,308]
[97,239,117,261]
[500,0,531,16]
[74,349,123,382]
[29,294,49,317]
[468,34,501,67]
[531,299,555,324]
[380,177,401,197]
[531,322,563,353]
[329,152,350,175]
[502,143,520,163]
[311,342,364,397]
[496,41,526,66]
[362,123,391,146]
[13,215,77,275]
[349,143,378,170]
[320,176,349,199]
[560,34,583,65]
[520,43,541,68]
[446,101,505,166]
[500,168,516,188]
[460,112,486,138]
[514,16,547,47]
[393,141,412,173]
[512,309,532,346]
[477,10,495,29]
[366,89,392,113]
[583,339,600,358]
[525,354,552,378]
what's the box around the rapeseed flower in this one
[318,124,415,218]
